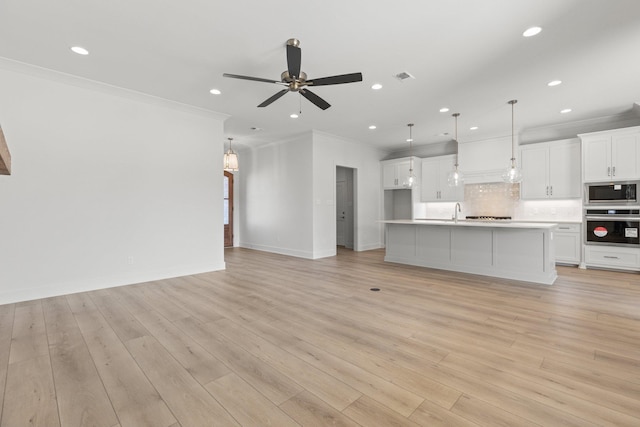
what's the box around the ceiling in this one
[1,0,639,152]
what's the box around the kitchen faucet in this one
[453,202,461,223]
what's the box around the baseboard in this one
[0,261,225,305]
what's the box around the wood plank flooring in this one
[1,247,640,426]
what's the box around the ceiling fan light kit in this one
[223,38,363,110]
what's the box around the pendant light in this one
[223,137,239,171]
[447,113,464,187]
[502,99,522,183]
[403,123,415,188]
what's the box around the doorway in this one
[336,166,355,250]
[224,171,234,247]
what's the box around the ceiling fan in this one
[223,38,363,110]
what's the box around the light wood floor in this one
[1,248,640,426]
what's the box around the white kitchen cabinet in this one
[580,126,640,182]
[584,245,640,271]
[420,155,462,202]
[554,223,581,265]
[382,158,413,189]
[520,139,581,199]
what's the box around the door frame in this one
[336,166,357,251]
[224,170,234,247]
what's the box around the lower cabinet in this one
[554,223,581,265]
[584,245,640,271]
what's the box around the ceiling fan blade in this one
[223,73,281,84]
[287,44,302,79]
[307,72,363,86]
[258,89,289,107]
[300,89,331,110]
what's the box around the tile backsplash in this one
[464,182,520,217]
[413,182,582,221]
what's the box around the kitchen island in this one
[382,219,558,285]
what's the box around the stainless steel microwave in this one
[585,181,639,205]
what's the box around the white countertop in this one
[381,219,558,229]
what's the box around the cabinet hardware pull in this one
[550,186,553,195]
[559,227,570,230]
[546,186,549,196]
[613,166,616,176]
[603,256,619,259]
[607,166,611,176]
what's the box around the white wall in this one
[239,130,385,259]
[239,133,315,258]
[0,59,227,304]
[312,131,385,257]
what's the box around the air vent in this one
[394,71,415,81]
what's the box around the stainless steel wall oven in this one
[584,207,640,247]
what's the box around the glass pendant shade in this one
[448,113,464,187]
[403,174,415,189]
[503,100,522,183]
[447,165,464,187]
[502,160,522,183]
[403,123,415,188]
[223,138,239,171]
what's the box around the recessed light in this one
[547,80,562,87]
[371,83,382,90]
[523,26,542,37]
[369,125,377,130]
[560,108,572,114]
[290,113,299,119]
[70,46,89,55]
[439,107,450,113]
[209,88,221,95]
[470,126,479,130]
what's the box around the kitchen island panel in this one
[382,221,557,285]
[386,224,417,258]
[451,228,493,267]
[416,226,451,262]
[494,230,550,274]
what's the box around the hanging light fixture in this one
[447,112,464,187]
[403,123,416,188]
[502,99,522,183]
[223,137,239,171]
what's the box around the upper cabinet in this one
[520,139,581,199]
[382,158,413,189]
[420,155,462,202]
[580,126,640,182]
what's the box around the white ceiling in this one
[1,0,639,152]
